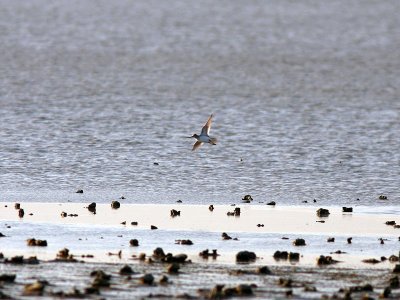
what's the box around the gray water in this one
[0,0,399,205]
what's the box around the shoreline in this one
[1,202,400,298]
[1,202,400,266]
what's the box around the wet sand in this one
[1,202,400,299]
[2,202,400,235]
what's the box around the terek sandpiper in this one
[188,114,217,151]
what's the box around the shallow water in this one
[0,0,399,205]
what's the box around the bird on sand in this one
[188,114,217,151]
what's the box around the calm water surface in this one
[0,1,399,205]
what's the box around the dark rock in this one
[90,270,111,280]
[87,202,96,213]
[242,195,253,201]
[279,278,292,287]
[175,239,193,245]
[293,238,306,246]
[386,221,396,226]
[257,266,272,275]
[120,195,126,199]
[327,237,335,242]
[25,256,40,264]
[164,253,188,263]
[18,208,24,218]
[236,251,256,263]
[151,225,158,230]
[0,274,16,282]
[92,271,111,288]
[273,251,289,260]
[23,281,47,296]
[267,201,276,206]
[288,252,300,261]
[14,203,20,209]
[393,264,400,273]
[331,250,346,254]
[362,258,381,264]
[285,290,293,297]
[389,276,399,288]
[257,224,264,227]
[84,286,100,295]
[316,220,325,223]
[227,211,235,216]
[170,209,181,217]
[153,247,166,259]
[209,205,214,211]
[119,265,134,275]
[129,239,139,246]
[76,189,83,193]
[379,195,388,200]
[92,270,111,288]
[209,284,224,299]
[57,248,70,259]
[347,237,352,244]
[56,248,77,262]
[111,201,120,209]
[107,250,122,258]
[140,273,154,285]
[348,284,373,293]
[176,200,182,203]
[316,208,330,217]
[199,249,219,259]
[304,286,317,292]
[0,232,5,237]
[317,255,338,265]
[159,275,169,284]
[313,199,317,203]
[382,287,391,298]
[131,221,138,226]
[61,212,67,217]
[342,207,353,212]
[121,221,126,225]
[27,238,47,247]
[234,207,241,216]
[389,255,399,262]
[235,284,253,296]
[8,256,24,264]
[167,263,180,274]
[222,232,232,240]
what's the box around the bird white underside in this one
[197,135,212,143]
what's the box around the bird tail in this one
[209,137,217,145]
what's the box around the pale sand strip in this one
[1,202,399,236]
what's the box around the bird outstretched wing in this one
[192,141,203,151]
[201,114,213,136]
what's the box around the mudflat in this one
[1,202,400,298]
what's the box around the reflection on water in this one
[0,1,399,205]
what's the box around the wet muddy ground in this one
[1,257,399,299]
[1,202,400,298]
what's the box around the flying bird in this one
[188,114,217,151]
